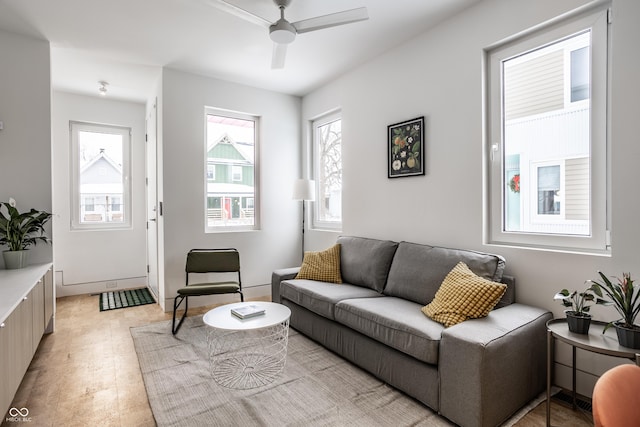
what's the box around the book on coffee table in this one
[231,304,266,319]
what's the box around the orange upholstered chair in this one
[592,364,640,427]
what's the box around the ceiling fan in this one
[209,0,369,69]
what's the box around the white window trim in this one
[204,107,260,233]
[70,121,132,230]
[484,3,610,255]
[311,110,342,231]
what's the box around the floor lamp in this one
[292,178,315,261]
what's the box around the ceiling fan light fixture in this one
[213,0,369,68]
[269,20,296,44]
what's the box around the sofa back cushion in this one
[338,236,399,292]
[384,241,506,305]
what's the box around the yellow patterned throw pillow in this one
[421,261,507,327]
[295,244,342,284]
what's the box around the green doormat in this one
[100,288,155,311]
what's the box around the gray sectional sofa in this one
[271,236,552,427]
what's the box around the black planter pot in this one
[614,322,640,349]
[566,311,592,334]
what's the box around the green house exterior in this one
[206,135,255,225]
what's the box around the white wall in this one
[149,79,166,307]
[302,0,640,396]
[51,91,147,296]
[160,69,301,310]
[0,30,52,267]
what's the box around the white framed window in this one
[110,196,122,212]
[312,111,342,230]
[533,162,562,218]
[70,121,131,230]
[485,4,610,254]
[84,197,95,212]
[570,46,590,103]
[231,165,243,182]
[204,107,259,231]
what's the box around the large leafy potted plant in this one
[0,198,52,269]
[554,282,606,334]
[590,271,640,349]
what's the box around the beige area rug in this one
[131,316,546,427]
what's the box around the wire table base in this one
[207,317,290,389]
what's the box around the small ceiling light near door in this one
[98,81,108,96]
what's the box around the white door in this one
[146,100,159,299]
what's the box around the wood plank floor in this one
[3,294,593,426]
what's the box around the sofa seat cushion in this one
[335,297,444,364]
[384,241,506,305]
[280,279,382,320]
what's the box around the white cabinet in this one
[31,279,45,354]
[44,268,54,333]
[0,264,54,417]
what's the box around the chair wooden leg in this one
[172,295,188,335]
[240,291,244,302]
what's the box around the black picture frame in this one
[388,116,425,178]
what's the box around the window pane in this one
[502,31,590,235]
[487,6,608,253]
[571,47,590,102]
[206,112,256,229]
[537,165,560,215]
[231,165,242,182]
[78,130,125,224]
[315,117,342,225]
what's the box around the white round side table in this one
[203,301,291,389]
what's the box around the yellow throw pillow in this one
[295,244,342,284]
[421,261,507,327]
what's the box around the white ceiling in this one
[0,0,482,102]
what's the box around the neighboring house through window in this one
[205,108,258,231]
[485,4,610,253]
[312,111,342,230]
[70,121,131,229]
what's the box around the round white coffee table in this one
[203,301,291,389]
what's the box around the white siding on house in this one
[565,156,589,220]
[504,49,564,120]
[505,107,589,159]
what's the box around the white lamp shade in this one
[292,179,315,201]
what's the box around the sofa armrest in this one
[439,303,552,427]
[271,267,300,303]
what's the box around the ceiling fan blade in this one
[271,43,288,69]
[206,0,271,29]
[292,7,368,34]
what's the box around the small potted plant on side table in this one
[554,282,606,334]
[590,271,640,349]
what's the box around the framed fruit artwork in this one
[388,116,425,178]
